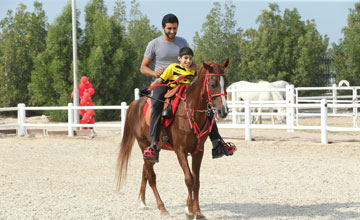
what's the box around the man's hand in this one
[155,67,165,78]
[151,78,164,86]
[140,56,163,78]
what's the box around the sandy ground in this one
[1,116,360,220]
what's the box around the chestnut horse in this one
[116,59,230,219]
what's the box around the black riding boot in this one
[207,109,227,159]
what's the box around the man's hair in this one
[179,47,194,57]
[162,14,179,27]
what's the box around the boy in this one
[143,47,196,162]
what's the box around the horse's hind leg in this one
[191,151,206,219]
[271,108,275,125]
[143,160,168,215]
[138,163,148,209]
[137,139,150,209]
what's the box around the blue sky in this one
[0,0,358,46]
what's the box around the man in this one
[140,14,235,162]
[140,14,187,79]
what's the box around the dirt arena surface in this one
[1,117,360,220]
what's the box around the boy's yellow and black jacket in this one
[160,63,197,88]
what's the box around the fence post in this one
[232,84,237,124]
[332,84,337,114]
[244,100,251,141]
[134,88,140,100]
[320,99,328,144]
[68,103,74,136]
[353,88,358,128]
[17,103,26,136]
[286,85,295,132]
[295,87,299,126]
[121,102,127,136]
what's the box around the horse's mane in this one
[189,71,200,87]
[189,62,208,87]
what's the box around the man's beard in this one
[165,32,175,40]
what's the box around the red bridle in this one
[202,68,227,107]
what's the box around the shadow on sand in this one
[179,202,360,220]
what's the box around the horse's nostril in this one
[223,106,228,114]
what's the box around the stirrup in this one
[224,142,237,156]
[143,146,159,163]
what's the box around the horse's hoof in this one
[185,213,194,220]
[185,207,194,220]
[160,210,170,218]
[195,214,206,219]
[138,199,147,210]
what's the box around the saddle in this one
[143,84,186,128]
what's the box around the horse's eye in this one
[210,83,216,89]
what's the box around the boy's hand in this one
[190,63,197,71]
[139,88,151,97]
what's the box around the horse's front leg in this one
[191,150,206,219]
[237,107,243,123]
[175,150,195,219]
[271,108,275,125]
[257,107,262,124]
[252,108,258,124]
[253,107,258,124]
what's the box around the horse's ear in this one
[202,62,211,70]
[222,58,230,69]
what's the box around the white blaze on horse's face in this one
[220,76,228,114]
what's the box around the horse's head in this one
[202,58,230,119]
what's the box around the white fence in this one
[226,83,360,126]
[1,86,360,144]
[295,85,360,128]
[0,103,128,136]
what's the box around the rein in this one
[141,75,194,104]
[147,75,191,90]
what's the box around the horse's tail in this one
[116,102,136,191]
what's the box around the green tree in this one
[333,2,360,86]
[238,3,328,87]
[112,0,127,28]
[28,3,80,121]
[0,2,47,108]
[193,1,242,83]
[81,0,136,120]
[293,21,329,87]
[126,0,161,89]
